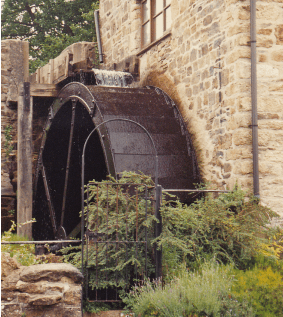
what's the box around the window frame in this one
[141,0,171,48]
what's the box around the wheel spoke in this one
[61,99,77,226]
[41,164,57,237]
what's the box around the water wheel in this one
[32,82,200,240]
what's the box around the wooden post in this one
[17,82,33,239]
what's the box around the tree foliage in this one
[1,0,99,72]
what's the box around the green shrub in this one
[62,172,157,290]
[83,300,112,313]
[62,171,280,292]
[1,220,38,266]
[123,261,255,317]
[159,189,279,271]
[231,263,283,317]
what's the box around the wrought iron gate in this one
[82,181,157,302]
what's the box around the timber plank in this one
[30,84,58,97]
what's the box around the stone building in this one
[98,0,283,218]
[1,0,283,237]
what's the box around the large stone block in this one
[256,3,282,20]
[1,261,83,317]
[259,120,283,130]
[20,263,83,283]
[258,64,280,78]
[259,162,281,176]
[275,25,283,44]
[1,253,20,281]
[227,24,249,37]
[226,47,250,64]
[234,160,253,175]
[257,36,273,48]
[271,50,283,62]
[238,97,251,111]
[258,130,272,146]
[226,148,252,160]
[258,97,283,112]
[233,129,251,146]
[28,293,63,306]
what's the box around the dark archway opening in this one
[33,101,108,240]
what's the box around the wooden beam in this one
[30,83,58,97]
[17,82,33,239]
[30,42,97,85]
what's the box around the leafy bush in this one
[1,220,38,266]
[123,261,255,317]
[62,172,157,290]
[62,171,280,293]
[159,189,279,272]
[83,301,112,313]
[231,262,283,317]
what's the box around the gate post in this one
[155,184,162,279]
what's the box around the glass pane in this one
[165,7,171,30]
[142,22,150,46]
[153,13,163,40]
[165,0,171,5]
[154,0,164,16]
[142,1,150,23]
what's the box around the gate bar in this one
[155,185,162,279]
[81,118,159,309]
[1,240,81,244]
[163,189,231,193]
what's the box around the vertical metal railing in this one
[81,118,160,309]
[155,185,163,279]
[83,182,154,303]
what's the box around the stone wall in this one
[99,0,141,66]
[99,0,283,218]
[1,253,83,317]
[1,40,29,230]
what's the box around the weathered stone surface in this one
[1,253,20,280]
[16,280,45,294]
[275,25,283,44]
[1,259,82,317]
[271,50,283,62]
[232,129,251,146]
[63,285,82,305]
[226,148,252,161]
[1,303,23,317]
[24,305,82,317]
[20,263,83,283]
[234,161,253,175]
[1,267,25,292]
[28,293,63,306]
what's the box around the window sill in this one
[137,31,172,56]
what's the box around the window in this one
[141,0,172,47]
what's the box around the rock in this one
[16,280,45,294]
[275,25,283,44]
[1,253,21,281]
[1,267,25,292]
[1,259,82,316]
[28,293,63,306]
[20,263,83,284]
